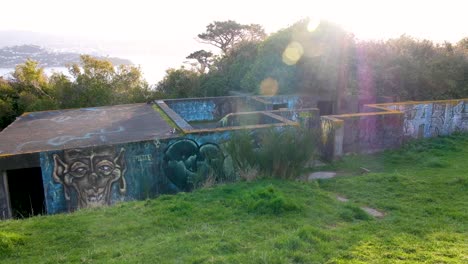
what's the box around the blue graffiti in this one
[47,126,125,146]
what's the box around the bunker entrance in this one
[7,167,45,218]
[317,101,334,115]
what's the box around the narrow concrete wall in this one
[386,100,468,140]
[321,99,467,158]
[340,113,403,153]
[0,171,11,219]
[164,97,253,122]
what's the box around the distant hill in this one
[0,30,103,53]
[0,45,132,68]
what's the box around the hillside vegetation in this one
[2,19,468,130]
[0,134,467,263]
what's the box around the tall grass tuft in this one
[226,127,317,179]
[224,130,259,181]
[0,232,25,255]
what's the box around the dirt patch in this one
[307,171,337,180]
[336,195,349,202]
[361,206,385,218]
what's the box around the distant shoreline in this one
[0,45,132,68]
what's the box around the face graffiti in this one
[52,146,126,209]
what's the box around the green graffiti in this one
[162,139,225,191]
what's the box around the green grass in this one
[1,134,467,263]
[152,104,181,132]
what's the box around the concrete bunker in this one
[1,95,466,219]
[0,96,321,219]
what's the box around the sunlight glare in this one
[282,42,304,65]
[307,17,320,32]
[260,78,279,96]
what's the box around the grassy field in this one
[1,134,467,263]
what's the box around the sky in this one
[1,0,467,83]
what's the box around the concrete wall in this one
[340,113,403,154]
[40,134,237,214]
[386,100,468,139]
[158,96,318,134]
[38,105,321,215]
[0,171,11,219]
[163,95,319,123]
[322,99,468,158]
[164,96,252,122]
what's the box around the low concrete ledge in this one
[155,100,194,132]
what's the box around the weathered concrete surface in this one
[307,171,337,180]
[0,104,178,156]
[321,99,468,158]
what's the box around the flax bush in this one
[226,127,316,179]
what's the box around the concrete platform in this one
[0,103,178,156]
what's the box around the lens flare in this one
[307,17,320,32]
[260,77,279,96]
[282,41,304,65]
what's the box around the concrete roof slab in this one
[0,104,178,156]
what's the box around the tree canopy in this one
[160,19,468,104]
[186,50,213,74]
[197,20,266,53]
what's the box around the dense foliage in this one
[0,56,157,129]
[158,19,468,102]
[1,19,467,129]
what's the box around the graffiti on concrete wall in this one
[40,135,235,214]
[450,101,468,132]
[400,104,428,138]
[429,103,445,137]
[52,146,126,210]
[398,101,468,139]
[162,139,225,191]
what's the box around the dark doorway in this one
[273,103,288,110]
[317,101,334,115]
[7,167,45,218]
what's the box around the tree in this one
[0,78,16,128]
[214,41,259,93]
[11,59,57,112]
[186,50,213,74]
[156,68,201,98]
[49,72,76,108]
[197,20,266,53]
[457,37,468,47]
[241,24,267,42]
[241,21,303,94]
[112,64,154,104]
[64,55,154,107]
[0,56,157,129]
[66,55,115,107]
[240,19,357,103]
[12,59,51,98]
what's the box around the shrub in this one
[257,127,316,179]
[226,127,317,179]
[224,130,259,180]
